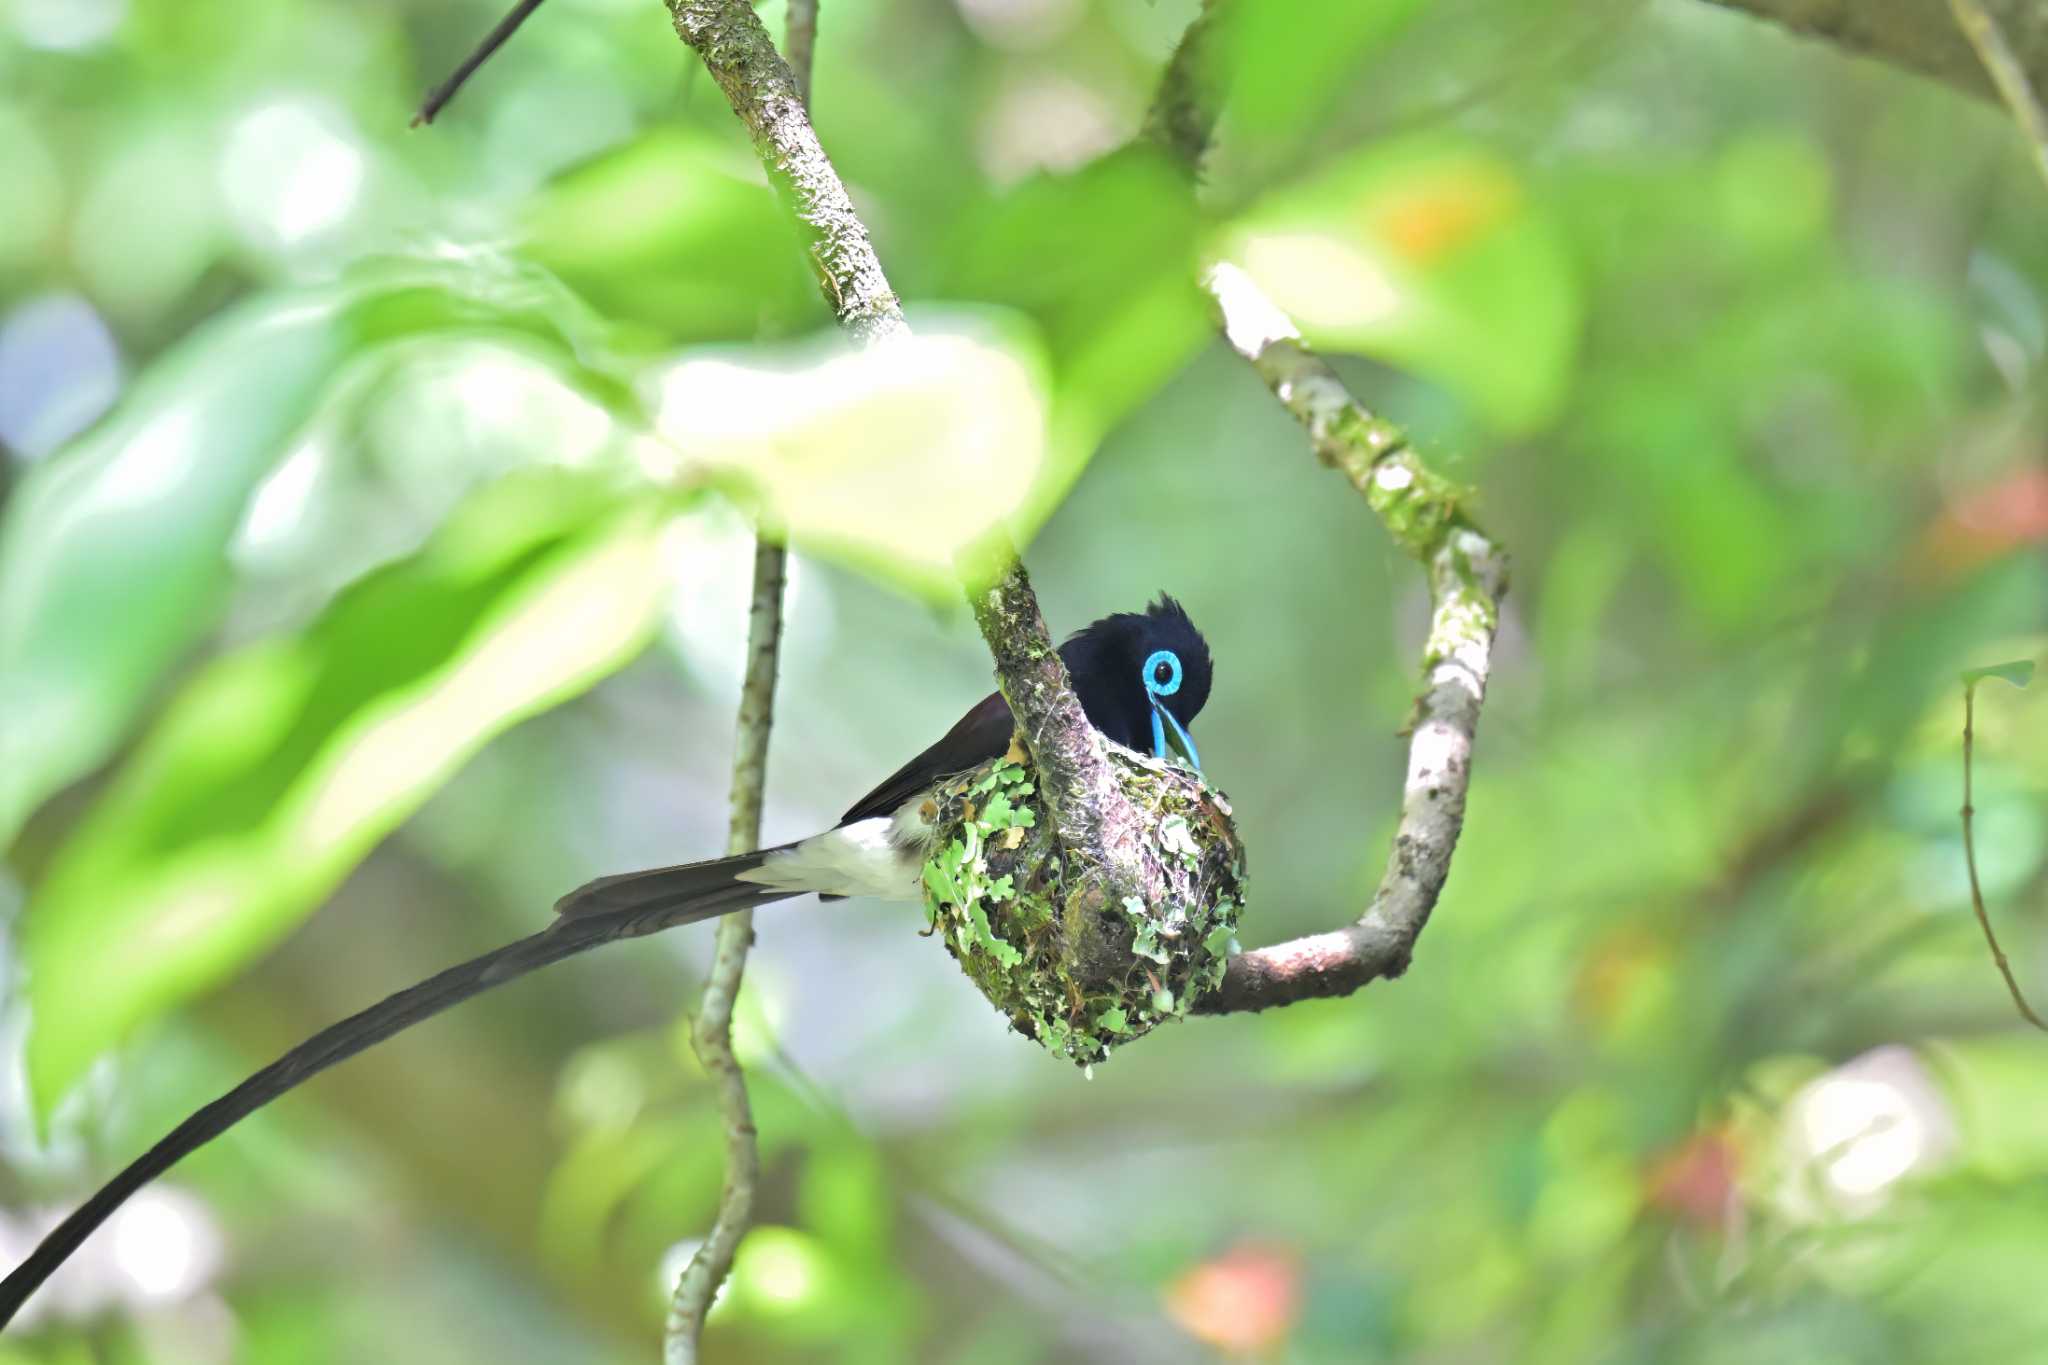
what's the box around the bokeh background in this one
[4,0,2048,1360]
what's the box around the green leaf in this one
[21,471,667,1112]
[1222,0,1430,143]
[1963,660,2036,689]
[0,254,642,847]
[936,149,1211,530]
[522,128,823,346]
[1218,135,1580,433]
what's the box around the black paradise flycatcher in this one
[0,596,1212,1329]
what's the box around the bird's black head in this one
[1059,595,1212,773]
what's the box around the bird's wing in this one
[839,690,1015,825]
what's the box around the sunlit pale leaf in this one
[650,313,1052,598]
[0,254,641,846]
[1218,136,1580,433]
[22,472,667,1113]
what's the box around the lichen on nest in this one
[919,744,1247,1069]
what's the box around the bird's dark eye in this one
[1142,649,1182,697]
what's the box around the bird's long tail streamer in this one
[0,863,788,1329]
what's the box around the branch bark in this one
[1192,268,1507,1013]
[1697,0,2048,109]
[665,0,1153,919]
[1139,9,1509,1013]
[667,0,907,345]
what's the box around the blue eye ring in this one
[1142,649,1182,697]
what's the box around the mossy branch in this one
[1195,277,1507,1011]
[1142,19,1509,1013]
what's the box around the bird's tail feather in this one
[551,844,793,920]
[0,856,801,1330]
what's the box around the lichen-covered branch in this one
[663,540,786,1361]
[668,1,1153,966]
[1137,6,1508,1014]
[1949,0,2048,188]
[962,555,1158,982]
[667,0,906,344]
[1193,267,1507,1013]
[1198,288,1507,1011]
[1698,0,2048,109]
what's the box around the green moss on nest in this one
[919,747,1247,1069]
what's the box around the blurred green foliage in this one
[1,0,2046,1363]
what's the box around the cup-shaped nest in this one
[919,746,1247,1068]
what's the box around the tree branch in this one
[1137,10,1508,1013]
[412,0,549,127]
[1948,0,2048,187]
[1959,674,2048,1033]
[1192,269,1507,1013]
[666,0,1153,924]
[666,0,907,345]
[1696,0,2048,109]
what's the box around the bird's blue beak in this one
[1149,696,1202,777]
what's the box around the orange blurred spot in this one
[1367,165,1519,265]
[1163,1240,1303,1356]
[1644,1127,1741,1227]
[1572,927,1664,1027]
[1916,464,2048,580]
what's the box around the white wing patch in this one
[735,812,925,902]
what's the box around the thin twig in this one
[1959,680,2048,1032]
[1949,0,2048,190]
[664,539,788,1361]
[412,0,549,127]
[663,9,818,1351]
[787,0,821,107]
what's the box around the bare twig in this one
[663,541,787,1360]
[412,0,549,127]
[662,4,830,1354]
[787,0,821,106]
[1949,0,2048,188]
[1698,0,2048,111]
[1959,677,2048,1032]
